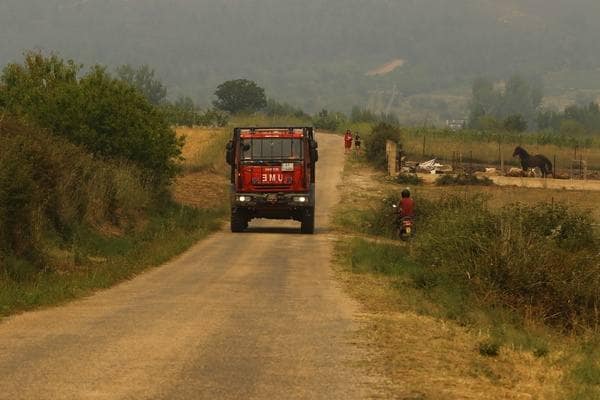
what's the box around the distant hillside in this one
[2,0,600,118]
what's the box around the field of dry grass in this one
[335,259,564,399]
[402,134,600,172]
[172,127,230,210]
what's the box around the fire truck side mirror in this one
[225,141,234,165]
[310,140,319,162]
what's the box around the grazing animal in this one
[512,146,553,178]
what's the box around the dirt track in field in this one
[0,133,381,399]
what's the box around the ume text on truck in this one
[225,127,319,233]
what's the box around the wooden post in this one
[386,140,397,176]
[422,135,426,157]
[553,155,556,178]
[470,150,473,173]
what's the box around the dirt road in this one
[0,134,375,399]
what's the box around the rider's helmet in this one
[401,188,411,198]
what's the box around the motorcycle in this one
[391,204,414,241]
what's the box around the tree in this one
[312,109,345,131]
[503,114,527,133]
[364,123,402,170]
[468,75,543,130]
[1,52,182,189]
[213,79,267,114]
[115,64,167,105]
[560,119,586,137]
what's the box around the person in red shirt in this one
[399,188,415,218]
[344,130,353,154]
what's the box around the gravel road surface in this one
[0,133,375,400]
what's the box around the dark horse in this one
[512,146,553,178]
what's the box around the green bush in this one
[312,109,345,131]
[396,173,423,186]
[0,117,151,269]
[364,123,402,170]
[435,173,494,186]
[414,194,599,330]
[0,52,183,190]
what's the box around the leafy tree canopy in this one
[213,79,267,114]
[116,64,167,105]
[0,51,182,189]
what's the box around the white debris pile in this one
[417,159,453,174]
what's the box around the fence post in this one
[386,140,397,176]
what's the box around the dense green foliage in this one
[213,79,267,114]
[435,174,494,186]
[538,102,600,136]
[469,75,543,129]
[364,123,402,170]
[414,196,599,329]
[264,99,310,119]
[161,97,229,127]
[0,52,182,188]
[312,109,346,131]
[115,64,167,105]
[0,117,150,265]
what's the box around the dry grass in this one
[402,135,600,172]
[173,127,230,210]
[414,184,600,221]
[336,264,564,399]
[176,126,230,173]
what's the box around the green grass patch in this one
[396,173,424,186]
[0,204,224,318]
[435,173,493,186]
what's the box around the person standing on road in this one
[354,133,361,154]
[344,130,353,154]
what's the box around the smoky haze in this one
[1,0,600,119]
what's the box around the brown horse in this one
[512,146,553,178]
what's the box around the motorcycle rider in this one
[398,188,414,218]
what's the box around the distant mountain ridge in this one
[1,0,599,112]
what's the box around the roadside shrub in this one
[0,117,151,270]
[0,51,183,190]
[313,109,345,131]
[413,194,600,330]
[436,173,493,186]
[364,123,402,170]
[396,173,423,186]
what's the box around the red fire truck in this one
[225,127,318,233]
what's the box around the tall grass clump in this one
[0,118,150,271]
[413,194,599,330]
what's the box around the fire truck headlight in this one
[237,195,251,202]
[293,196,308,203]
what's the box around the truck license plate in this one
[281,163,294,172]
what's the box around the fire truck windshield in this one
[241,138,303,161]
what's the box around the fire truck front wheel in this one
[300,208,315,234]
[230,211,248,232]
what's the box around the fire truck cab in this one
[225,127,318,233]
